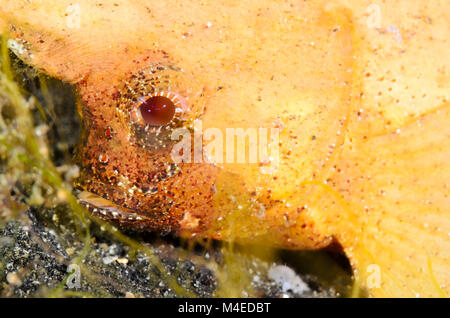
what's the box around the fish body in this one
[1,0,449,297]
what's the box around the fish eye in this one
[116,63,205,150]
[138,95,176,126]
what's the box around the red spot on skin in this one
[104,126,113,139]
[138,95,176,126]
[99,153,109,163]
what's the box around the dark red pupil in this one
[139,96,176,126]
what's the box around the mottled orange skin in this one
[72,58,219,235]
[30,1,354,251]
[1,0,449,297]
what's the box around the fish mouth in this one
[76,190,151,225]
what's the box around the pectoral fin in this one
[321,103,450,297]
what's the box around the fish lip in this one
[76,190,149,222]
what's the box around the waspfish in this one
[1,0,449,297]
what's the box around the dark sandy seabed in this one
[0,52,355,298]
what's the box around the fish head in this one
[3,0,450,298]
[1,0,353,247]
[66,2,355,247]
